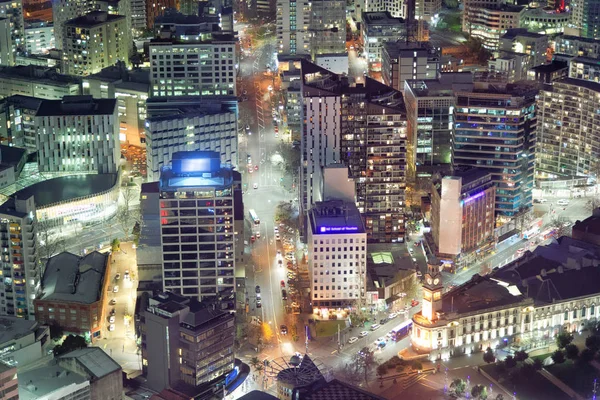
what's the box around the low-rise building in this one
[24,21,54,54]
[0,362,18,399]
[467,5,525,50]
[366,250,416,311]
[0,145,26,189]
[554,34,600,58]
[141,292,235,399]
[362,12,406,71]
[34,252,112,342]
[412,236,600,359]
[572,208,600,246]
[308,200,367,315]
[0,66,81,100]
[83,62,150,147]
[430,168,496,270]
[499,28,548,67]
[0,317,50,368]
[0,95,44,150]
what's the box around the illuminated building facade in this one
[553,34,600,58]
[499,28,548,67]
[381,41,439,92]
[0,18,13,66]
[52,0,95,50]
[24,21,54,54]
[465,5,524,50]
[35,96,120,174]
[276,0,311,56]
[0,66,81,100]
[403,73,473,183]
[145,96,238,182]
[361,12,406,72]
[412,237,600,358]
[453,82,536,217]
[537,78,600,179]
[430,169,496,269]
[307,200,367,313]
[158,151,240,305]
[149,36,237,97]
[141,292,235,398]
[0,0,24,54]
[0,195,38,319]
[62,11,130,76]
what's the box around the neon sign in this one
[462,191,485,204]
[319,226,359,233]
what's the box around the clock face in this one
[434,278,440,285]
[426,277,433,285]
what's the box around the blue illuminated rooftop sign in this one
[319,226,359,233]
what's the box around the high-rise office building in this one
[403,73,473,183]
[62,11,130,76]
[24,21,54,55]
[309,0,346,58]
[453,82,537,217]
[145,96,238,181]
[0,195,38,319]
[146,0,179,29]
[466,5,524,50]
[307,200,367,312]
[141,291,235,398]
[34,96,120,174]
[381,41,439,91]
[300,60,408,242]
[149,35,237,97]
[570,0,600,39]
[158,151,240,303]
[537,78,600,179]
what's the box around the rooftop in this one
[36,96,116,117]
[58,348,121,380]
[0,145,26,168]
[383,41,436,60]
[547,77,600,93]
[304,378,386,400]
[405,72,474,97]
[452,167,494,187]
[159,151,235,191]
[501,28,545,40]
[12,173,118,208]
[18,363,88,400]
[0,317,38,345]
[529,60,568,73]
[65,11,125,27]
[555,34,600,44]
[238,391,279,400]
[362,11,405,25]
[309,200,366,235]
[3,95,44,111]
[39,251,109,304]
[573,209,600,237]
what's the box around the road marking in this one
[331,350,338,355]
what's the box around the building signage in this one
[319,226,359,233]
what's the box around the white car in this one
[109,324,115,332]
[276,234,281,241]
[109,315,115,324]
[348,337,359,344]
[389,313,397,319]
[359,331,369,337]
[557,199,569,206]
[113,286,119,293]
[253,183,258,189]
[124,270,130,281]
[375,337,386,344]
[274,227,279,234]
[256,232,261,239]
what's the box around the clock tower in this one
[422,260,443,322]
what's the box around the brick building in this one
[34,251,112,342]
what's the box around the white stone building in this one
[34,96,120,174]
[308,200,367,314]
[412,236,600,359]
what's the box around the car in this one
[412,257,417,263]
[348,337,359,344]
[109,315,115,323]
[243,90,248,95]
[350,45,354,50]
[254,165,258,171]
[109,324,115,332]
[274,227,279,234]
[277,250,282,258]
[378,341,387,349]
[557,199,569,206]
[253,183,258,189]
[115,273,120,280]
[250,235,256,243]
[408,248,414,254]
[274,126,279,133]
[411,299,419,307]
[379,318,388,325]
[416,270,422,277]
[359,331,369,337]
[113,286,119,293]
[389,313,397,319]
[278,259,283,266]
[245,124,250,130]
[375,337,386,345]
[280,325,288,335]
[110,308,115,316]
[109,298,116,305]
[256,299,262,308]
[275,234,281,241]
[256,232,261,239]
[281,280,285,288]
[539,199,548,203]
[282,289,287,300]
[124,270,130,281]
[414,241,420,247]
[255,285,261,294]
[370,324,380,331]
[248,166,253,174]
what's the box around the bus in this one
[389,320,413,342]
[249,209,260,225]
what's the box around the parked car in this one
[348,337,359,344]
[113,286,119,293]
[109,299,116,305]
[115,273,120,280]
[109,315,115,323]
[280,280,285,288]
[257,298,262,308]
[557,199,569,206]
[282,289,287,300]
[359,331,369,337]
[411,299,419,307]
[370,324,380,331]
[109,324,115,331]
[255,285,261,294]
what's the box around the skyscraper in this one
[158,151,240,306]
[452,81,537,218]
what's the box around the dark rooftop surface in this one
[304,379,386,400]
[36,96,116,117]
[309,200,366,235]
[451,167,493,186]
[530,60,568,73]
[13,174,118,207]
[502,28,544,40]
[573,211,600,236]
[238,391,278,400]
[0,145,26,168]
[65,11,125,27]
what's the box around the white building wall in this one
[25,24,54,55]
[307,232,367,305]
[146,112,238,181]
[35,113,120,174]
[438,177,462,255]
